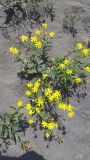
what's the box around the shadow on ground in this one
[0,151,46,160]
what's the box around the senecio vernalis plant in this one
[8,23,90,145]
[9,23,54,78]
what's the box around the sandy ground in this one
[0,0,90,159]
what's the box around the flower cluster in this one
[16,75,75,142]
[9,23,55,53]
[8,23,55,76]
[54,57,82,86]
[76,41,90,56]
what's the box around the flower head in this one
[32,81,40,93]
[25,103,32,110]
[25,90,32,97]
[17,100,23,107]
[9,47,19,55]
[53,90,61,101]
[58,103,67,110]
[63,59,70,65]
[82,48,89,56]
[27,82,33,88]
[35,29,41,35]
[32,87,38,93]
[44,88,53,96]
[43,73,48,79]
[76,43,83,50]
[31,36,38,43]
[47,122,55,130]
[59,63,65,69]
[66,69,73,75]
[41,121,48,128]
[42,23,48,29]
[36,97,44,107]
[49,32,55,38]
[35,41,42,48]
[68,111,75,118]
[28,110,34,116]
[85,66,90,72]
[20,35,28,42]
[28,119,34,124]
[67,104,74,112]
[45,132,50,139]
[75,77,82,84]
[35,107,41,114]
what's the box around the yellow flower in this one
[63,59,70,65]
[35,41,42,48]
[37,78,41,83]
[45,132,50,139]
[36,107,41,114]
[32,81,40,93]
[36,97,44,107]
[57,103,67,110]
[35,29,41,35]
[36,78,41,83]
[44,88,53,96]
[34,81,41,88]
[17,100,23,107]
[49,32,55,38]
[59,63,65,69]
[31,36,37,43]
[25,103,32,110]
[67,104,74,112]
[28,110,34,116]
[66,69,73,75]
[82,48,89,56]
[75,77,82,84]
[20,35,28,42]
[47,122,55,130]
[9,47,19,55]
[85,66,90,72]
[43,73,48,79]
[76,43,83,50]
[32,87,38,93]
[53,90,61,100]
[25,90,32,97]
[28,119,34,124]
[68,111,75,118]
[41,121,48,128]
[27,82,33,88]
[42,23,48,29]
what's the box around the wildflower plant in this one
[8,22,90,147]
[9,23,55,78]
